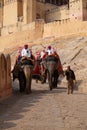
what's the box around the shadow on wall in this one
[0,53,12,100]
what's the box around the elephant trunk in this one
[47,61,58,90]
[23,65,33,94]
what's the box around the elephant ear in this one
[12,62,23,78]
[12,66,19,80]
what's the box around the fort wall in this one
[0,20,44,52]
[0,20,87,52]
[69,0,83,20]
[3,1,18,26]
[0,53,12,100]
[43,20,87,38]
[0,7,3,28]
[45,5,69,22]
[83,0,87,21]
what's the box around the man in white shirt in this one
[46,45,54,55]
[21,44,31,58]
[21,44,35,65]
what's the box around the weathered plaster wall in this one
[0,53,12,100]
[43,20,87,38]
[3,1,18,26]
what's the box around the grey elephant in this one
[43,55,63,90]
[12,58,34,94]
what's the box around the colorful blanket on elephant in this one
[46,55,58,62]
[45,55,63,74]
[21,58,34,66]
[33,61,41,80]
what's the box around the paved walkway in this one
[0,80,87,130]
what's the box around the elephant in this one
[12,59,34,94]
[43,55,60,90]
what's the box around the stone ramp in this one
[0,80,87,130]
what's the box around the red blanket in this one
[33,61,41,75]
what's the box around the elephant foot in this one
[53,85,57,88]
[41,81,45,84]
[20,90,24,93]
[41,76,46,84]
[26,90,32,94]
[36,79,38,83]
[50,87,52,91]
[20,88,25,93]
[52,82,57,88]
[71,91,73,94]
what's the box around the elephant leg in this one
[52,70,58,88]
[41,73,46,84]
[36,79,38,83]
[54,75,59,88]
[19,80,25,92]
[18,72,26,92]
[25,77,32,94]
[53,78,57,88]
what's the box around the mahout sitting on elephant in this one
[12,57,35,94]
[12,44,35,94]
[40,45,64,90]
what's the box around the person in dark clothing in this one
[65,66,76,94]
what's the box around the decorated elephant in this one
[43,55,63,90]
[12,58,34,94]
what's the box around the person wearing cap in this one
[21,44,35,65]
[46,45,54,55]
[21,44,31,58]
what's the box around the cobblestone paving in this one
[0,80,87,130]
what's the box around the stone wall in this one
[0,20,44,52]
[3,1,18,26]
[83,0,87,21]
[69,0,83,20]
[0,20,87,52]
[1,24,18,35]
[0,7,3,28]
[43,20,87,38]
[36,1,45,20]
[0,53,12,100]
[0,0,3,27]
[45,5,69,22]
[36,2,68,22]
